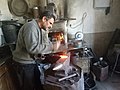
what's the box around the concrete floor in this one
[94,73,120,90]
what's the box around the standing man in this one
[11,10,60,90]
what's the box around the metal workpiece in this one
[58,73,79,82]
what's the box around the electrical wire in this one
[69,12,87,32]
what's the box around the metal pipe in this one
[58,73,77,82]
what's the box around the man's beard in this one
[42,26,47,31]
[42,27,50,32]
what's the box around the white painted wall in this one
[0,0,12,20]
[67,0,120,34]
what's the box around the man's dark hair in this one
[39,10,56,21]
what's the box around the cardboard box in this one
[92,65,108,81]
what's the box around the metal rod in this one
[58,73,77,82]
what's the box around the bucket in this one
[2,24,18,44]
